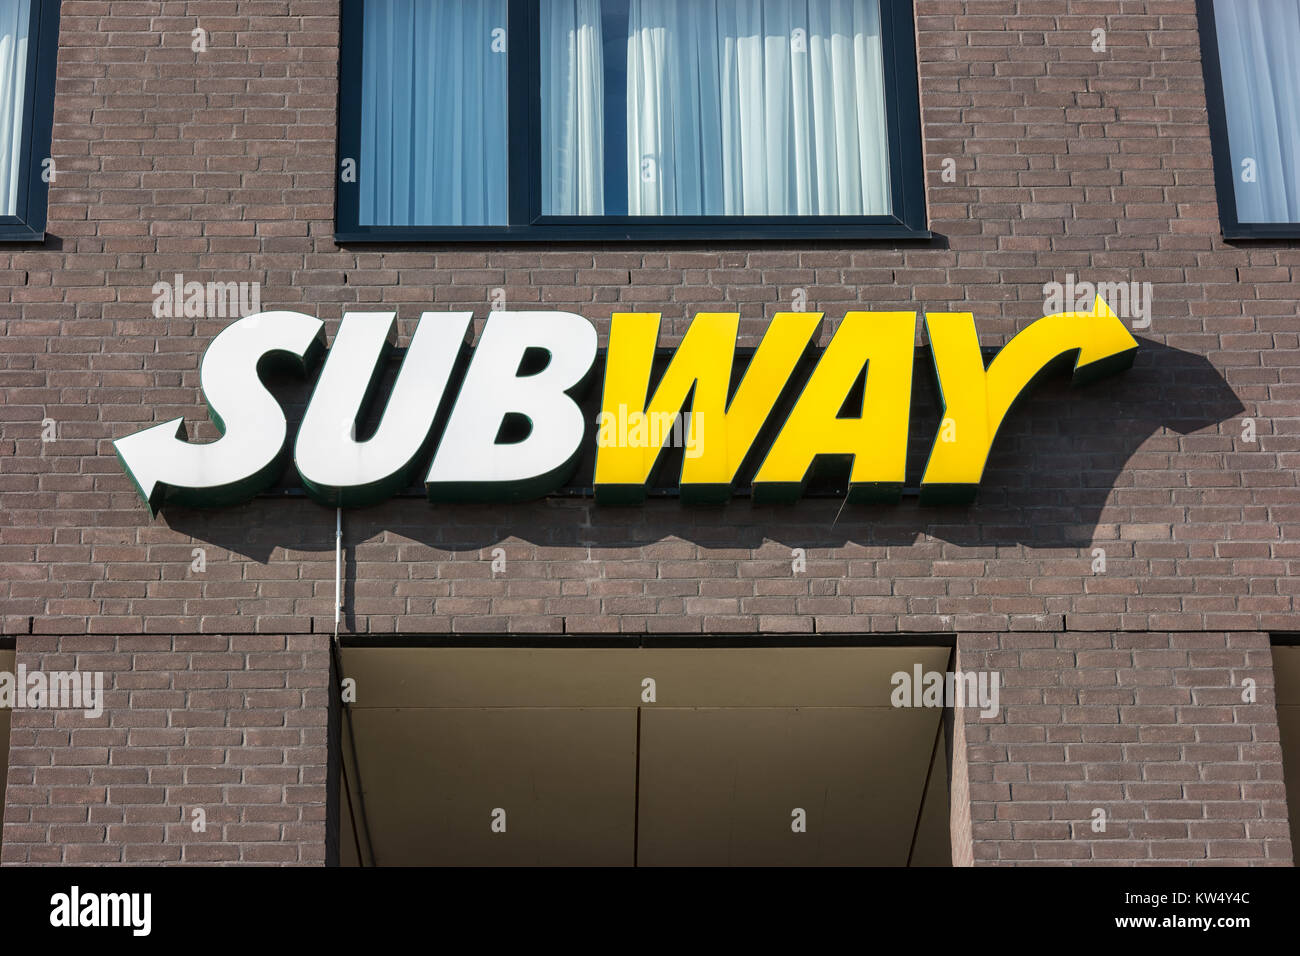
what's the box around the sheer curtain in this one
[542,0,605,215]
[1213,0,1300,222]
[0,0,30,217]
[360,0,508,226]
[625,0,891,216]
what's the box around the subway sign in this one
[113,300,1138,514]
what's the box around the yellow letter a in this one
[752,312,917,503]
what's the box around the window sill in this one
[1222,222,1300,240]
[334,219,933,244]
[0,224,45,242]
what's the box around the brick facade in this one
[0,635,331,864]
[954,631,1292,865]
[1,1,1296,864]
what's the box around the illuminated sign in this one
[113,300,1138,513]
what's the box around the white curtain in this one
[360,0,508,226]
[1213,0,1300,222]
[0,0,30,218]
[625,0,890,216]
[542,0,605,215]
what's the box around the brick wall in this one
[954,631,1293,865]
[1,0,1294,637]
[0,1,1296,864]
[0,635,331,865]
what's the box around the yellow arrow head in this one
[1067,294,1140,385]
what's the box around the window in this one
[336,0,927,241]
[0,0,57,241]
[1198,0,1300,237]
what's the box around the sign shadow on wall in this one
[162,338,1246,567]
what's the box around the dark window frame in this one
[1196,0,1300,239]
[0,0,58,243]
[335,0,929,243]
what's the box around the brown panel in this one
[1274,646,1300,705]
[337,646,952,867]
[347,707,637,866]
[1274,647,1300,855]
[338,705,366,868]
[339,786,360,867]
[341,648,642,708]
[639,647,951,707]
[1278,704,1300,859]
[637,706,942,866]
[907,717,952,866]
[340,645,951,708]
